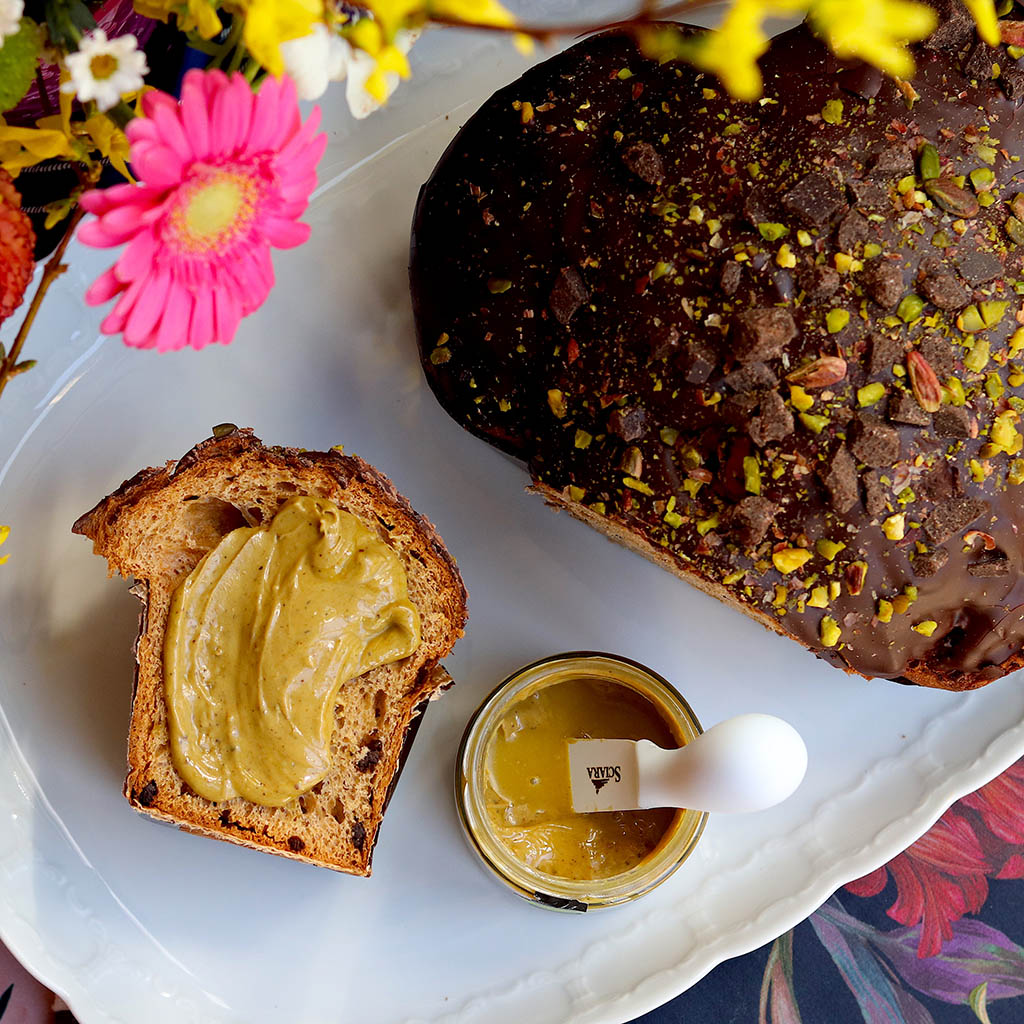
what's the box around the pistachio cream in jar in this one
[164,495,420,807]
[456,653,707,911]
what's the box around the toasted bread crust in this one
[74,429,467,874]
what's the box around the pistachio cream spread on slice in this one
[164,496,421,806]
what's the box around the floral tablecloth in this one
[3,757,1023,1024]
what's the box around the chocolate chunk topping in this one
[955,251,1002,286]
[1002,65,1024,104]
[723,362,778,392]
[351,820,366,850]
[731,495,777,547]
[680,338,717,383]
[748,390,793,446]
[919,267,969,310]
[648,322,680,359]
[356,739,384,773]
[862,261,904,309]
[820,445,859,512]
[549,267,588,324]
[923,0,974,51]
[868,332,903,376]
[850,415,900,467]
[837,64,883,99]
[933,405,971,437]
[888,390,931,426]
[869,142,913,177]
[733,307,796,363]
[918,461,955,503]
[782,171,848,229]
[622,141,664,185]
[924,497,988,543]
[862,470,887,517]
[919,334,955,377]
[743,183,778,226]
[836,210,870,252]
[912,547,950,578]
[608,405,648,441]
[969,555,1010,577]
[847,178,889,212]
[798,264,840,303]
[966,552,1007,577]
[137,781,158,807]
[964,41,997,82]
[287,835,306,852]
[720,260,742,296]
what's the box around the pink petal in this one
[108,270,152,333]
[154,279,193,352]
[148,102,193,164]
[260,216,309,249]
[188,286,215,350]
[115,230,158,281]
[210,75,247,157]
[124,268,172,346]
[130,144,186,187]
[84,266,126,305]
[78,215,141,249]
[179,73,211,160]
[140,89,179,121]
[245,77,284,154]
[212,285,241,345]
[101,308,128,334]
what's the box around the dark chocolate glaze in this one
[410,18,1024,686]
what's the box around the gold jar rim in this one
[454,651,708,912]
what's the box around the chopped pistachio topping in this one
[882,513,906,540]
[815,538,846,560]
[820,616,841,648]
[773,548,812,574]
[826,309,851,333]
[857,382,886,407]
[912,620,939,637]
[877,599,894,624]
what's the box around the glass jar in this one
[455,652,708,912]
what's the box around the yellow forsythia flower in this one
[962,0,999,45]
[808,0,937,79]
[685,0,808,101]
[134,0,223,38]
[0,119,76,175]
[236,0,321,76]
[429,0,516,28]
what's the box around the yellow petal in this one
[963,0,999,45]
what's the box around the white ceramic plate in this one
[4,22,1024,1024]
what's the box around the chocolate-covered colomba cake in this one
[411,4,1024,688]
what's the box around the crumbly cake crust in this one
[411,8,1024,688]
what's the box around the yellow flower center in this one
[185,179,244,239]
[90,54,119,81]
[166,164,265,259]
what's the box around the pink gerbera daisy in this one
[79,69,327,351]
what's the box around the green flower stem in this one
[224,20,249,73]
[0,205,85,406]
[210,16,243,69]
[105,100,135,130]
[243,58,263,85]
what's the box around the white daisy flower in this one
[343,29,418,119]
[280,23,349,102]
[0,0,24,45]
[63,29,149,113]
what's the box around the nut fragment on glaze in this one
[411,19,1024,687]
